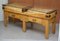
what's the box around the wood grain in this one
[8,0,60,23]
[3,3,56,39]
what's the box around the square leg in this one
[22,21,26,32]
[4,12,9,27]
[30,22,33,30]
[52,17,56,34]
[45,21,49,39]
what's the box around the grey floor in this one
[0,21,59,41]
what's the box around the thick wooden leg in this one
[52,18,56,34]
[45,21,49,39]
[4,12,8,27]
[12,18,16,23]
[52,22,56,34]
[22,21,26,32]
[30,22,33,30]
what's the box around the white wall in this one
[0,0,8,21]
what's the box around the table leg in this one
[22,21,26,32]
[52,18,56,34]
[12,18,16,23]
[4,12,8,27]
[30,22,33,30]
[45,21,49,39]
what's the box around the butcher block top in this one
[3,3,56,19]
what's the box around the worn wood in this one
[22,21,26,32]
[45,20,49,39]
[8,0,60,22]
[52,17,56,34]
[3,3,57,39]
[4,11,9,27]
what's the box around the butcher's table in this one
[3,3,57,39]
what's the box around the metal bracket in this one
[45,15,51,18]
[2,4,6,9]
[22,8,28,12]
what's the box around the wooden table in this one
[3,3,57,39]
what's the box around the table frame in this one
[4,9,57,39]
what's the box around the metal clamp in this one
[45,15,51,18]
[2,4,6,9]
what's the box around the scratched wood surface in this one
[8,0,60,23]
